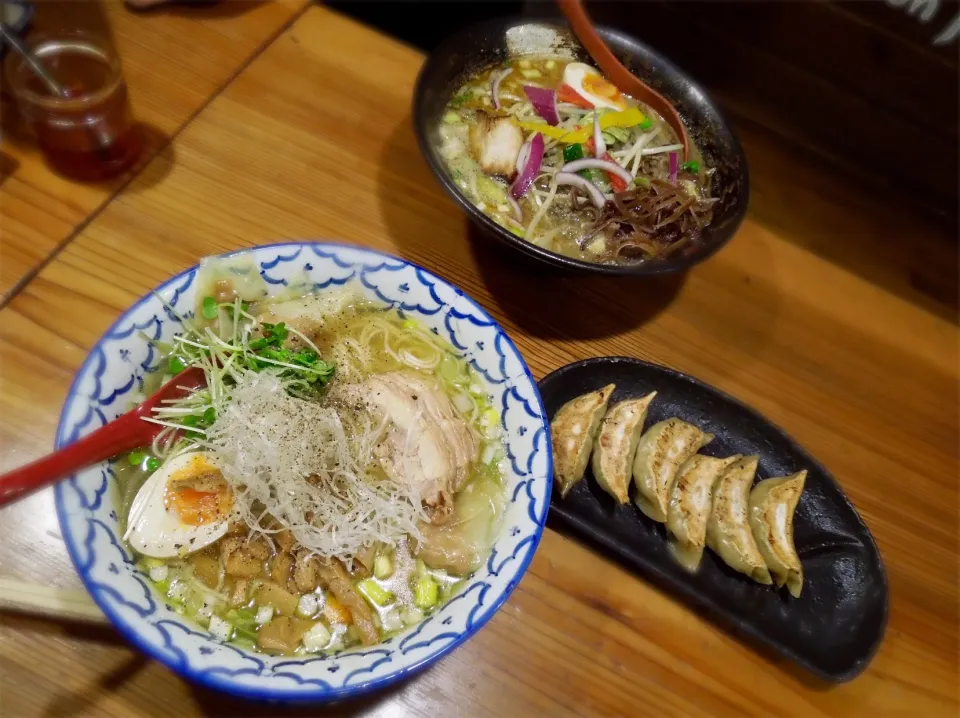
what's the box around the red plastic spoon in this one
[0,367,206,508]
[557,0,691,161]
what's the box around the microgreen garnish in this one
[201,296,219,320]
[143,297,336,452]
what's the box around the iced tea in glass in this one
[5,32,142,181]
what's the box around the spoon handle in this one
[557,0,691,160]
[0,22,67,97]
[0,412,149,508]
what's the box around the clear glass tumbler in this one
[5,31,143,181]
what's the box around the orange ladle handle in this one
[557,0,690,161]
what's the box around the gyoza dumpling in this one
[551,384,615,497]
[706,455,772,585]
[590,393,656,504]
[749,471,807,597]
[667,454,741,572]
[632,419,713,522]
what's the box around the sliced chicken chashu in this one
[361,372,478,522]
[469,114,524,178]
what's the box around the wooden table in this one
[1,5,957,716]
[0,0,306,298]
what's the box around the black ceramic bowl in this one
[413,19,750,276]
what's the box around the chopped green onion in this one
[582,168,606,186]
[413,575,438,609]
[680,160,700,174]
[374,553,393,580]
[380,608,404,632]
[604,126,631,144]
[636,176,652,188]
[233,625,258,643]
[357,578,394,607]
[302,622,331,651]
[127,450,147,466]
[563,144,605,184]
[438,354,462,383]
[638,116,653,130]
[480,407,500,427]
[145,457,161,472]
[208,614,233,641]
[201,296,219,320]
[401,607,424,626]
[562,143,585,163]
[168,356,187,374]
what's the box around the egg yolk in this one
[583,74,624,105]
[163,457,233,526]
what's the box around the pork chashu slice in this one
[361,372,478,522]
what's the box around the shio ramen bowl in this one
[54,242,552,702]
[413,19,749,276]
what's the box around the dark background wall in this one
[330,0,959,227]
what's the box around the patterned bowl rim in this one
[53,240,552,702]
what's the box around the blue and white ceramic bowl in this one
[55,242,552,702]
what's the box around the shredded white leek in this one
[196,371,427,560]
[526,177,559,239]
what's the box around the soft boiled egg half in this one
[125,451,235,558]
[562,62,627,111]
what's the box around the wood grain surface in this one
[0,0,305,298]
[0,5,957,717]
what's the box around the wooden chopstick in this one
[0,578,108,624]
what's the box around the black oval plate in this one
[538,357,888,682]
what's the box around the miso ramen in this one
[438,55,716,264]
[117,256,506,656]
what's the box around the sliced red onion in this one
[593,113,605,157]
[523,85,560,125]
[556,171,606,209]
[507,195,523,221]
[669,151,678,183]
[515,141,531,177]
[510,132,544,199]
[491,67,512,110]
[561,158,632,186]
